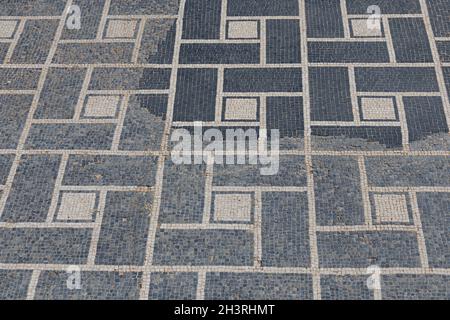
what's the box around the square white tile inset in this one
[84,95,120,118]
[105,19,138,39]
[224,98,258,121]
[227,20,259,39]
[214,193,252,223]
[0,20,18,38]
[360,97,397,120]
[57,192,97,221]
[350,19,383,38]
[374,194,410,223]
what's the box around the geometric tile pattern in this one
[0,0,449,300]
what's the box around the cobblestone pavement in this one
[0,0,449,300]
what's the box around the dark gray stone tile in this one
[0,228,91,264]
[355,67,439,92]
[53,43,134,64]
[35,271,142,300]
[0,270,32,300]
[183,0,221,39]
[313,156,365,226]
[0,68,41,90]
[306,0,344,38]
[63,155,158,186]
[382,275,450,300]
[262,192,310,267]
[0,94,33,148]
[310,67,353,121]
[228,0,299,16]
[365,156,450,187]
[173,68,217,121]
[205,273,313,300]
[224,68,302,92]
[389,18,433,63]
[321,275,374,300]
[1,155,60,223]
[266,19,301,64]
[308,42,390,63]
[89,68,171,90]
[317,231,421,268]
[179,43,260,64]
[347,0,421,14]
[25,124,115,150]
[149,272,198,300]
[95,192,152,265]
[417,192,449,268]
[153,229,253,266]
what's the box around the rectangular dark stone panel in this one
[0,155,14,185]
[389,18,433,63]
[109,0,180,15]
[403,96,448,143]
[445,67,450,101]
[159,162,206,224]
[321,275,374,300]
[153,230,253,266]
[1,155,60,223]
[10,19,58,64]
[179,43,260,64]
[0,270,32,300]
[53,43,134,64]
[365,156,450,187]
[346,0,421,14]
[317,231,421,267]
[0,44,9,63]
[139,19,176,64]
[0,68,41,90]
[95,192,152,265]
[213,155,307,186]
[266,96,304,149]
[173,68,217,121]
[308,42,390,63]
[25,124,115,150]
[355,67,439,92]
[61,0,106,39]
[224,68,302,92]
[63,155,158,186]
[0,228,91,264]
[0,95,33,148]
[205,273,313,300]
[266,19,301,64]
[417,193,449,268]
[35,271,142,300]
[182,0,221,39]
[437,41,450,62]
[149,273,198,300]
[1,0,66,15]
[310,67,353,121]
[228,0,299,16]
[306,0,344,38]
[382,275,450,300]
[313,156,365,226]
[426,0,450,37]
[89,68,171,90]
[312,126,403,150]
[35,68,86,119]
[119,94,168,151]
[262,192,310,267]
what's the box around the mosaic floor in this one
[0,0,449,300]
